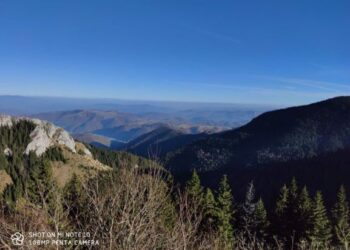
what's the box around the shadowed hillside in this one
[167,96,350,173]
[165,97,350,207]
[121,126,208,158]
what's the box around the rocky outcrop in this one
[3,148,12,157]
[0,115,13,127]
[0,114,77,156]
[83,147,92,157]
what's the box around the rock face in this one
[0,115,13,127]
[3,148,12,157]
[83,147,92,157]
[0,114,77,156]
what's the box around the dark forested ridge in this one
[165,96,350,206]
[195,147,350,207]
[167,96,350,172]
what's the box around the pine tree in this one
[276,184,289,217]
[186,169,204,205]
[296,186,312,240]
[332,185,350,250]
[286,178,299,235]
[254,198,269,239]
[63,173,95,229]
[275,184,289,238]
[275,178,304,243]
[0,153,7,170]
[217,175,234,249]
[308,191,332,248]
[28,159,55,210]
[203,187,217,229]
[64,174,84,221]
[289,178,298,204]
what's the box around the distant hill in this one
[33,109,146,134]
[0,95,272,123]
[73,133,126,149]
[32,110,165,142]
[32,110,230,144]
[121,126,208,158]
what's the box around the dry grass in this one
[0,170,12,194]
[51,146,111,187]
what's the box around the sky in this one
[0,0,349,105]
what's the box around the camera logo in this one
[11,232,24,246]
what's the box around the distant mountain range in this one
[32,109,228,141]
[0,95,271,122]
[32,109,157,141]
[1,96,271,154]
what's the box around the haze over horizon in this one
[0,0,349,106]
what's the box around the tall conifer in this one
[186,169,204,204]
[308,191,332,247]
[203,187,217,229]
[296,186,312,240]
[332,185,350,250]
[275,184,289,238]
[254,198,269,239]
[217,175,234,249]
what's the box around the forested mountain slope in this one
[166,96,350,173]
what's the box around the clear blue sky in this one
[0,0,349,105]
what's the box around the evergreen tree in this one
[63,173,87,227]
[275,184,289,238]
[0,153,7,170]
[28,159,56,210]
[254,198,269,239]
[308,191,332,248]
[286,178,299,235]
[296,186,312,240]
[289,178,298,205]
[186,169,204,204]
[276,184,289,217]
[332,185,350,250]
[203,187,217,229]
[275,178,305,243]
[217,175,234,249]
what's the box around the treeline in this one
[185,170,350,249]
